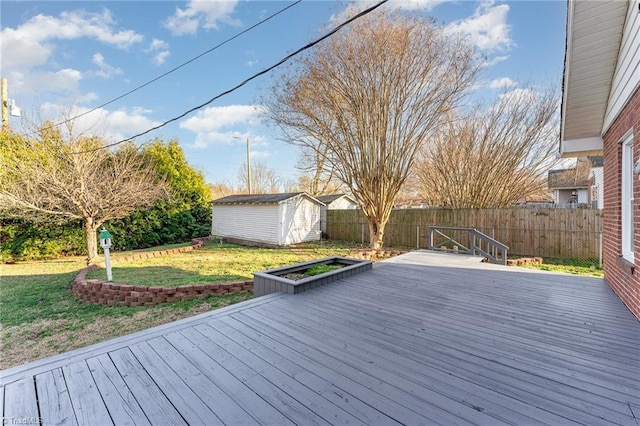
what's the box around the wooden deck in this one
[2,251,639,425]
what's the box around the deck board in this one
[108,348,187,425]
[3,377,39,424]
[85,354,151,426]
[162,330,294,426]
[266,292,634,425]
[1,251,638,425]
[128,341,223,425]
[35,369,78,426]
[144,336,257,426]
[189,324,361,426]
[62,361,113,425]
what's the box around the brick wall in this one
[602,86,640,320]
[72,265,253,307]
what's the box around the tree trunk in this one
[85,218,98,265]
[367,219,385,250]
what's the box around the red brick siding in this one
[602,86,640,320]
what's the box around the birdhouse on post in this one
[99,227,113,282]
[99,228,112,249]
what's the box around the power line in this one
[79,0,389,154]
[35,0,302,136]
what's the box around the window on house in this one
[621,131,634,262]
[591,185,598,209]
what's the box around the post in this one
[104,246,113,282]
[361,223,365,245]
[598,231,603,269]
[246,137,252,194]
[416,226,420,249]
[1,78,8,132]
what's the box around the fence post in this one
[416,226,420,249]
[598,231,603,268]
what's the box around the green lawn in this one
[0,241,368,369]
[517,257,604,278]
[86,241,364,287]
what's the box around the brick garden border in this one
[73,241,406,306]
[100,237,208,266]
[73,237,253,307]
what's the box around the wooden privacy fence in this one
[326,208,604,261]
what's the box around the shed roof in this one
[212,192,324,206]
[316,194,356,205]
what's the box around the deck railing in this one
[427,226,509,265]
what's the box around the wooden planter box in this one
[253,257,372,297]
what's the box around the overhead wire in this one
[77,0,389,154]
[34,0,302,136]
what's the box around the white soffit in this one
[560,0,628,156]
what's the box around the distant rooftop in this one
[212,193,323,205]
[548,157,602,189]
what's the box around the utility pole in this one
[1,78,8,132]
[246,137,252,194]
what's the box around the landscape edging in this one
[73,237,253,307]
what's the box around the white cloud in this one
[390,0,450,11]
[0,10,143,72]
[497,87,538,109]
[164,0,240,35]
[245,50,258,67]
[481,55,510,68]
[330,0,449,25]
[92,53,123,79]
[152,51,171,66]
[250,150,271,159]
[446,1,513,52]
[23,69,84,93]
[180,104,267,148]
[145,39,171,66]
[39,102,161,143]
[488,77,517,89]
[148,39,169,51]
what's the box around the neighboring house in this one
[514,194,554,207]
[588,165,604,209]
[547,157,593,205]
[316,194,358,234]
[560,0,639,319]
[211,193,324,246]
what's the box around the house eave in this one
[559,0,628,156]
[560,136,604,158]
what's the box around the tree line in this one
[0,125,211,263]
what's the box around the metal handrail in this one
[427,226,509,265]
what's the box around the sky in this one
[0,0,567,186]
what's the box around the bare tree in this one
[415,87,560,208]
[295,145,343,195]
[269,12,479,248]
[0,122,167,263]
[237,161,282,194]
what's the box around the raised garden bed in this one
[253,256,372,297]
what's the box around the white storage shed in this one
[211,193,324,246]
[316,194,358,234]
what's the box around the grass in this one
[86,241,364,287]
[306,264,344,276]
[0,240,370,369]
[517,257,604,278]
